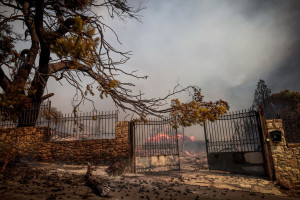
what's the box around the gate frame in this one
[258,111,275,180]
[204,110,271,177]
[129,121,135,173]
[129,118,180,173]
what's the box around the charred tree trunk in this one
[84,163,110,197]
[16,0,50,127]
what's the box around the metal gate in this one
[131,117,180,172]
[204,110,267,176]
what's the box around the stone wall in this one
[135,155,180,173]
[266,119,300,190]
[0,122,131,165]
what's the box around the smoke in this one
[208,0,300,110]
[266,41,300,93]
[2,0,300,140]
[51,0,300,139]
[241,0,300,94]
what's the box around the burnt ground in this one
[0,152,299,200]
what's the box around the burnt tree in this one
[0,0,229,128]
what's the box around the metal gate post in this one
[174,118,181,170]
[258,111,275,180]
[203,121,209,164]
[129,121,136,173]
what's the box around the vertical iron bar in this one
[167,119,171,155]
[159,118,162,155]
[253,111,260,150]
[223,117,229,152]
[225,112,229,151]
[110,111,113,138]
[210,119,216,152]
[232,112,238,151]
[146,118,149,156]
[208,120,213,153]
[245,111,252,151]
[106,111,108,139]
[94,111,96,138]
[219,118,224,152]
[47,101,51,137]
[203,121,209,156]
[244,111,249,151]
[162,119,165,155]
[215,118,220,152]
[89,111,91,139]
[63,113,66,138]
[136,120,139,156]
[175,116,180,170]
[172,120,175,155]
[206,121,210,153]
[160,118,163,155]
[101,111,103,138]
[142,120,145,156]
[168,119,172,155]
[238,110,244,151]
[171,120,175,155]
[149,119,152,156]
[154,118,157,156]
[105,111,108,138]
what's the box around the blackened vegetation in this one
[251,79,271,112]
[281,114,300,144]
[251,80,300,143]
[262,90,300,143]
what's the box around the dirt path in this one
[0,159,299,200]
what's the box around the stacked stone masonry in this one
[266,119,300,190]
[0,122,131,165]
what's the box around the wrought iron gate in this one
[131,117,180,172]
[204,110,267,176]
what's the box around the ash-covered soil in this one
[0,153,299,200]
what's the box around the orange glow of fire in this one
[146,133,171,143]
[177,134,183,139]
[145,133,195,143]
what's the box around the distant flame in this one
[176,134,196,142]
[146,133,171,143]
[177,134,183,139]
[145,133,196,143]
[190,136,195,141]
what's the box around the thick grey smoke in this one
[42,0,300,113]
[213,0,300,110]
[2,0,300,140]
[50,0,300,140]
[243,0,300,93]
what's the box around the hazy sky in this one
[3,0,300,140]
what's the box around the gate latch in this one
[270,130,282,142]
